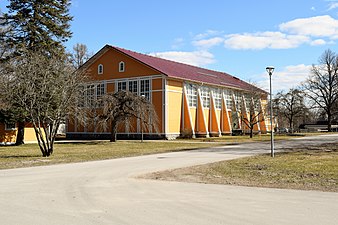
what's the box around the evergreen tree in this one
[1,0,72,55]
[0,0,73,145]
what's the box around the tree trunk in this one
[249,128,253,138]
[110,121,117,142]
[15,121,25,146]
[327,112,332,132]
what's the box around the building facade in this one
[66,45,270,140]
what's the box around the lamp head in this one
[266,66,275,75]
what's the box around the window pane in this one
[128,80,138,94]
[186,84,197,107]
[140,79,150,100]
[117,81,127,91]
[200,86,210,108]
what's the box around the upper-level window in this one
[128,80,138,94]
[223,89,233,110]
[98,64,103,74]
[234,91,242,109]
[119,61,125,72]
[85,84,95,108]
[186,84,197,107]
[140,79,150,100]
[200,86,210,108]
[213,88,222,109]
[117,81,127,91]
[96,83,106,97]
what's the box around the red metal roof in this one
[108,45,264,92]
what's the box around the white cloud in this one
[328,2,338,10]
[224,32,309,50]
[311,39,327,46]
[149,51,215,67]
[194,30,224,40]
[192,37,224,49]
[257,64,312,93]
[221,15,338,50]
[279,15,338,39]
[311,6,316,11]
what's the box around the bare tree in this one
[2,50,88,156]
[302,49,338,132]
[70,43,91,69]
[97,91,159,142]
[274,89,306,133]
[239,84,267,138]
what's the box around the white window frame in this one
[98,64,103,74]
[186,83,197,108]
[117,81,127,91]
[200,86,210,108]
[115,78,151,101]
[119,61,125,72]
[140,79,151,101]
[223,89,233,110]
[233,91,242,107]
[213,88,222,109]
[128,80,138,94]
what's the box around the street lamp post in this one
[266,66,275,157]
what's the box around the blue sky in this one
[1,0,338,92]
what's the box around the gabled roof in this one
[84,44,265,93]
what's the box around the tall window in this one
[234,91,242,109]
[96,83,105,97]
[186,84,197,107]
[128,80,138,94]
[140,79,150,100]
[96,83,105,107]
[119,61,125,72]
[98,64,103,74]
[244,94,252,109]
[223,89,233,110]
[117,81,127,91]
[200,86,210,108]
[79,83,106,108]
[213,88,222,109]
[86,84,95,107]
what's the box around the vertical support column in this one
[221,92,232,135]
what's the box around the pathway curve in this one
[0,134,337,225]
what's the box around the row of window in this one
[98,61,125,74]
[80,83,106,108]
[79,78,152,108]
[116,79,151,100]
[186,83,260,110]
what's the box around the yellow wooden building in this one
[66,45,270,140]
[0,122,37,145]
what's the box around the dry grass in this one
[176,133,322,143]
[0,141,221,170]
[146,143,338,192]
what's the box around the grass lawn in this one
[177,133,322,143]
[145,143,338,192]
[0,141,222,170]
[0,133,325,170]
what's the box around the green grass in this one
[147,143,338,192]
[0,141,221,170]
